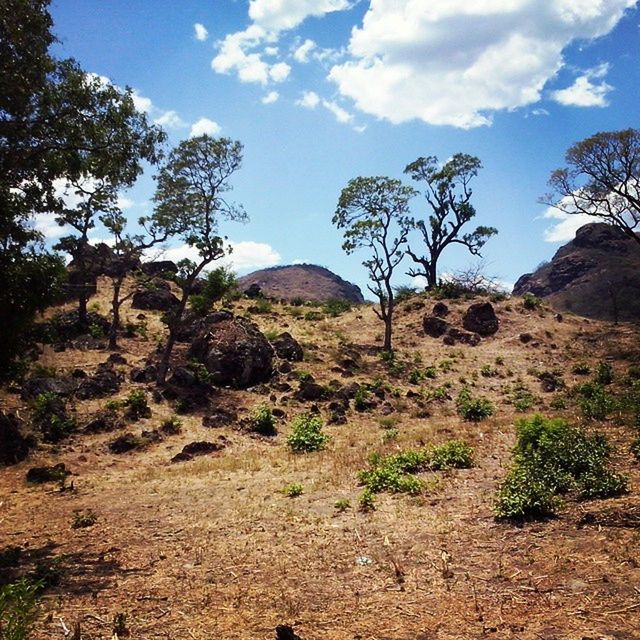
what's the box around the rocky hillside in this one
[238,263,365,303]
[514,223,640,321]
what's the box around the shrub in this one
[334,498,351,512]
[358,489,376,511]
[510,385,536,412]
[393,285,418,302]
[282,483,304,497]
[248,405,277,436]
[354,387,371,412]
[88,323,105,338]
[576,382,616,420]
[30,393,75,443]
[480,364,498,378]
[303,310,323,321]
[595,362,614,385]
[572,362,591,375]
[456,387,494,422]
[631,437,640,461]
[522,293,542,310]
[322,299,351,317]
[428,440,474,470]
[0,578,43,640]
[72,510,97,529]
[125,389,150,420]
[494,415,628,520]
[160,416,182,435]
[287,413,330,452]
[251,299,272,314]
[189,294,212,317]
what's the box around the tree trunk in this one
[426,260,438,289]
[78,291,88,328]
[108,278,123,350]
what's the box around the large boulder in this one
[75,365,122,400]
[21,377,77,400]
[140,260,178,277]
[444,327,481,346]
[0,413,33,466]
[271,332,303,362]
[462,302,499,336]
[132,287,180,311]
[423,316,450,338]
[188,315,274,388]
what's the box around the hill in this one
[1,278,639,639]
[513,222,640,321]
[238,263,365,303]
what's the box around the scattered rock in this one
[171,438,227,463]
[462,302,499,336]
[0,413,33,466]
[202,408,237,428]
[109,433,144,454]
[140,260,178,277]
[443,327,481,346]
[21,377,77,401]
[75,366,121,400]
[244,283,263,298]
[295,381,328,402]
[106,353,127,365]
[189,315,274,388]
[26,463,70,484]
[83,412,124,434]
[432,302,449,317]
[130,364,158,383]
[271,332,304,362]
[33,310,110,344]
[131,288,180,311]
[275,625,302,640]
[519,333,533,344]
[423,316,450,338]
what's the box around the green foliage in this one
[358,489,376,512]
[595,362,614,385]
[576,382,616,420]
[334,498,351,512]
[353,386,371,411]
[282,483,304,498]
[456,387,494,422]
[88,323,105,339]
[572,362,591,375]
[72,510,97,529]
[322,299,351,317]
[0,547,22,570]
[287,413,330,453]
[160,416,182,435]
[382,428,399,443]
[631,437,640,461]
[250,299,273,314]
[125,389,149,420]
[248,405,277,436]
[428,440,474,470]
[303,310,324,321]
[480,364,498,378]
[393,285,418,302]
[509,385,536,412]
[30,392,75,443]
[0,578,43,640]
[522,293,542,310]
[494,415,628,520]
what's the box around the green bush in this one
[125,389,150,420]
[0,579,43,640]
[354,386,371,412]
[522,293,542,310]
[72,510,97,529]
[630,437,640,461]
[456,387,494,422]
[572,362,591,375]
[334,498,351,512]
[30,392,75,443]
[322,299,351,317]
[595,362,614,385]
[287,413,330,452]
[248,405,277,436]
[576,382,616,420]
[428,440,474,470]
[494,415,628,520]
[282,482,304,497]
[393,285,418,302]
[358,489,376,511]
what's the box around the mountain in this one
[238,263,365,303]
[513,222,640,321]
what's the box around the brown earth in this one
[1,278,639,640]
[513,223,640,322]
[238,264,365,303]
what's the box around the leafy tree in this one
[543,128,640,247]
[152,135,247,384]
[189,266,238,316]
[333,176,414,352]
[404,154,497,289]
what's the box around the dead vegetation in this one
[1,277,639,640]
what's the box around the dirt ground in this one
[1,281,639,640]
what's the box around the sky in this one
[43,0,640,296]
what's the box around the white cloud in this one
[33,212,64,239]
[262,91,280,104]
[543,205,599,242]
[269,61,291,82]
[117,195,134,210]
[131,90,153,113]
[293,38,316,63]
[296,91,321,109]
[322,99,353,123]
[551,63,612,107]
[264,46,279,56]
[153,110,187,128]
[248,0,351,33]
[163,240,281,273]
[532,108,550,116]
[190,117,222,137]
[329,0,636,128]
[194,23,208,42]
[212,25,272,85]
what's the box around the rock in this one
[189,315,274,388]
[174,310,233,343]
[432,302,449,317]
[33,310,110,344]
[83,411,124,434]
[132,287,180,312]
[271,332,304,362]
[295,381,328,402]
[423,316,450,338]
[202,408,237,428]
[26,463,70,484]
[21,377,78,400]
[76,367,121,400]
[462,302,499,336]
[130,364,157,383]
[106,353,127,365]
[275,625,302,640]
[109,433,143,454]
[519,333,533,344]
[244,283,263,298]
[443,327,481,346]
[0,413,33,466]
[171,438,227,463]
[140,260,178,277]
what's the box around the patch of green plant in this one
[334,498,351,512]
[189,294,212,317]
[480,364,498,378]
[522,293,542,310]
[125,389,150,420]
[382,428,399,443]
[28,363,57,379]
[322,299,351,317]
[509,385,536,412]
[263,328,280,341]
[303,310,324,321]
[0,578,43,640]
[393,285,418,302]
[438,359,454,372]
[358,488,376,511]
[575,382,616,421]
[30,393,75,443]
[160,416,182,435]
[428,440,474,470]
[627,365,640,380]
[294,369,313,383]
[595,362,614,385]
[630,437,640,461]
[494,415,628,520]
[287,413,330,453]
[572,362,591,375]
[72,510,97,529]
[354,386,371,412]
[88,323,105,339]
[251,299,273,314]
[282,482,304,497]
[456,387,494,422]
[549,395,567,410]
[248,405,277,436]
[495,356,505,366]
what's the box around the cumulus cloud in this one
[194,23,208,42]
[33,212,64,239]
[162,240,281,273]
[212,25,273,85]
[153,110,187,128]
[328,0,636,128]
[542,205,599,242]
[190,118,222,137]
[293,38,316,63]
[322,99,353,123]
[262,91,280,104]
[248,0,351,33]
[551,63,612,107]
[296,91,321,109]
[269,61,291,82]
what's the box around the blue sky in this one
[45,0,640,295]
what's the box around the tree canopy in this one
[544,128,640,247]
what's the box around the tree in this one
[543,129,640,247]
[333,176,415,352]
[404,154,497,289]
[152,136,247,384]
[189,266,238,316]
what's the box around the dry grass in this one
[1,281,639,639]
